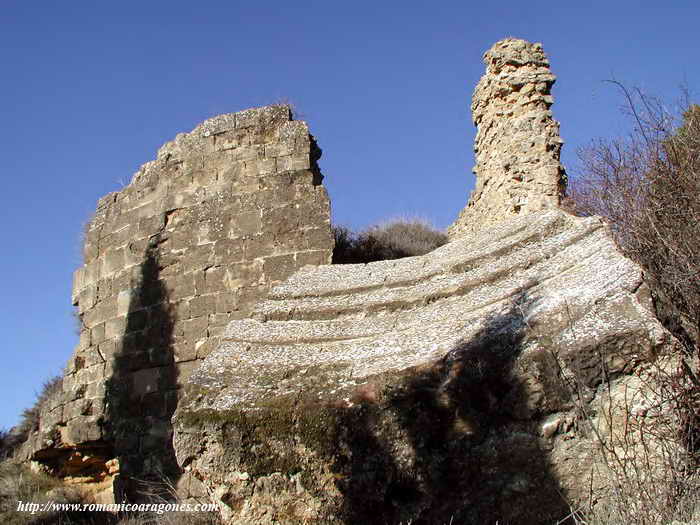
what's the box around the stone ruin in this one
[449,38,566,236]
[19,105,333,499]
[17,38,688,523]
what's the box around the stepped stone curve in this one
[449,38,566,237]
[183,210,658,412]
[175,209,675,524]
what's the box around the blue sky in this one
[1,1,698,430]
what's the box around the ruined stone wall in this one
[449,38,566,237]
[25,105,333,493]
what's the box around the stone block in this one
[61,417,102,445]
[203,266,225,294]
[141,392,168,418]
[72,268,85,297]
[117,290,133,317]
[78,285,97,311]
[213,238,245,265]
[124,238,148,267]
[95,278,113,303]
[176,272,195,298]
[264,142,295,158]
[194,272,206,297]
[214,128,250,151]
[183,316,208,342]
[189,295,215,319]
[100,298,118,321]
[216,159,246,182]
[105,316,127,340]
[230,211,262,237]
[83,241,98,263]
[216,292,239,314]
[83,261,100,288]
[78,329,91,351]
[277,154,310,172]
[295,249,331,267]
[148,345,176,367]
[131,367,161,397]
[262,253,297,282]
[91,323,106,346]
[302,227,334,252]
[256,157,276,176]
[125,309,148,333]
[86,380,106,400]
[262,205,300,236]
[175,361,199,386]
[242,235,269,260]
[173,337,196,363]
[40,405,64,430]
[81,306,100,329]
[225,260,263,288]
[186,243,214,271]
[232,145,263,163]
[175,299,190,321]
[98,339,117,359]
[63,399,92,420]
[192,169,218,188]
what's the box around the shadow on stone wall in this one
[104,233,181,501]
[331,291,572,525]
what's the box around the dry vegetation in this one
[567,83,699,348]
[0,461,221,525]
[1,375,62,460]
[332,218,448,264]
[565,84,700,524]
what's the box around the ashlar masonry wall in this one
[29,105,333,490]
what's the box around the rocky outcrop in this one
[20,105,333,499]
[174,209,678,524]
[449,38,566,237]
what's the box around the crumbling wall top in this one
[449,38,566,237]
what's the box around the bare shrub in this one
[3,375,63,458]
[332,218,448,264]
[0,431,9,460]
[565,85,700,523]
[569,83,700,348]
[557,355,700,525]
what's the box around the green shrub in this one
[332,218,447,264]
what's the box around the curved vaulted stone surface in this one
[174,210,677,524]
[20,105,333,501]
[449,38,566,237]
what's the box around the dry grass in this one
[1,375,63,459]
[0,460,221,525]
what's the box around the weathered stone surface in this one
[174,210,678,524]
[449,38,566,237]
[21,105,333,497]
[14,37,691,524]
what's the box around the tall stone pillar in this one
[449,38,566,237]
